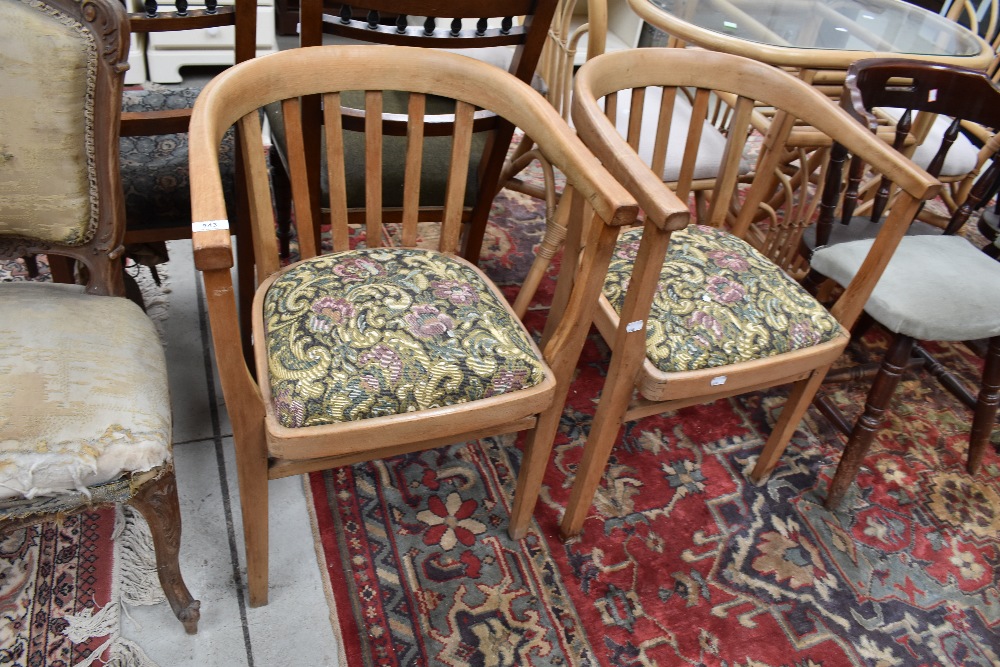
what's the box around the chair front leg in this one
[130,468,201,634]
[825,334,915,509]
[968,335,1000,473]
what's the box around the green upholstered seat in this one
[603,225,843,373]
[263,247,546,427]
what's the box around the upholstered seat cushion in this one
[603,225,843,373]
[799,215,942,251]
[120,86,237,230]
[810,234,1000,341]
[262,248,546,428]
[0,283,171,501]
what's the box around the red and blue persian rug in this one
[305,187,1000,666]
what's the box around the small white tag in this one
[928,89,938,102]
[710,375,727,386]
[625,320,644,333]
[192,219,229,232]
[723,20,738,30]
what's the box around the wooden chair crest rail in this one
[187,45,638,605]
[266,0,557,267]
[803,58,1000,508]
[550,47,940,539]
[0,0,199,632]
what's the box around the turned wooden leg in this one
[752,364,832,482]
[130,469,201,634]
[270,144,293,260]
[825,334,915,509]
[968,336,1000,473]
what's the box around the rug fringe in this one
[62,506,164,666]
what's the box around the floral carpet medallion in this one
[303,177,999,664]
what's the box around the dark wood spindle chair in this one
[266,0,557,265]
[804,58,1000,508]
[117,0,258,318]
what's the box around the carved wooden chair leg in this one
[23,254,40,278]
[129,468,201,634]
[968,335,1000,473]
[48,255,75,284]
[269,144,293,259]
[825,334,915,509]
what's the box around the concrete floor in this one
[122,241,344,667]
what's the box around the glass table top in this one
[641,0,985,58]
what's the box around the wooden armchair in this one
[0,0,198,633]
[803,58,1000,508]
[265,0,557,265]
[551,48,939,538]
[187,45,637,605]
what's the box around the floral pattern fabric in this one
[603,225,843,373]
[263,248,546,428]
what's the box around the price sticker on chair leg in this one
[626,320,645,333]
[193,219,230,233]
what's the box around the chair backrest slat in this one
[365,91,384,246]
[707,94,755,228]
[323,93,350,252]
[281,96,319,258]
[238,112,280,278]
[440,101,476,254]
[401,93,428,247]
[649,87,677,182]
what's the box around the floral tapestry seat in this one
[261,248,548,429]
[603,225,843,375]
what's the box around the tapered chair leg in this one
[508,403,565,540]
[826,334,915,509]
[751,364,832,482]
[559,379,635,539]
[130,469,201,634]
[968,336,1000,473]
[233,424,271,608]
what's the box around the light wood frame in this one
[188,45,638,606]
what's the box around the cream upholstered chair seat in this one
[0,283,170,501]
[811,235,1000,341]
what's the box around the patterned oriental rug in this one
[305,185,1000,666]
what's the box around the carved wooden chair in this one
[802,58,1000,508]
[265,0,557,266]
[187,45,637,605]
[0,0,198,633]
[552,48,939,538]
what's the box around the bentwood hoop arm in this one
[188,45,637,606]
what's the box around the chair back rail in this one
[817,59,1000,246]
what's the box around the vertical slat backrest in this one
[237,112,280,278]
[440,101,477,254]
[323,93,350,251]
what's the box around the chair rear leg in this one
[825,334,915,509]
[130,468,201,634]
[968,336,1000,473]
[233,425,270,607]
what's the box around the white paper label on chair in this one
[626,320,644,333]
[928,88,938,102]
[192,220,229,232]
[710,375,727,386]
[723,20,738,30]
